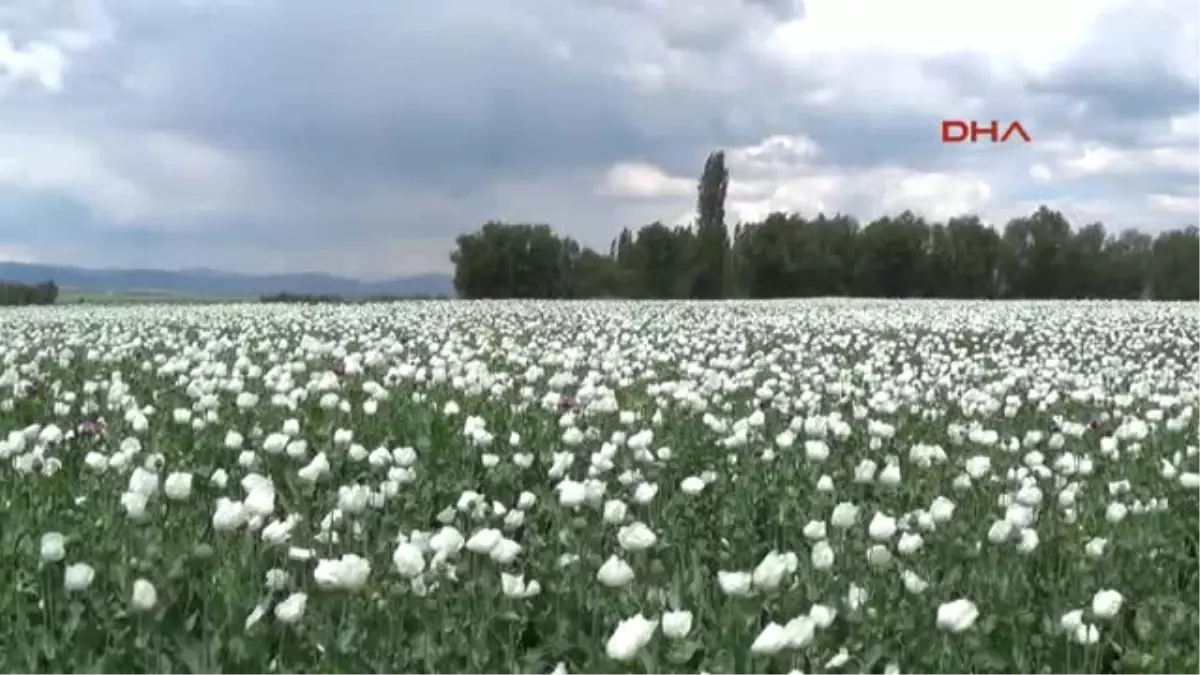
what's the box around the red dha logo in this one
[941,120,1032,144]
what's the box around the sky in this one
[0,0,1196,279]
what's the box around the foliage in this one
[692,151,731,300]
[0,280,58,306]
[451,222,589,299]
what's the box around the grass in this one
[56,288,253,304]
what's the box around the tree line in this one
[0,280,59,305]
[451,151,1199,300]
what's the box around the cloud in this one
[606,134,994,226]
[0,0,1194,278]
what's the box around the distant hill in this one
[0,262,455,299]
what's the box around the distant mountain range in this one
[0,261,455,298]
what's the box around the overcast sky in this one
[0,0,1195,278]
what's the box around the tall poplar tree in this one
[692,150,730,298]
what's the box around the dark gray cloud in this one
[0,0,1194,277]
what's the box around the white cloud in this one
[765,0,1118,67]
[0,0,114,93]
[602,133,995,227]
[1062,146,1129,175]
[601,162,693,199]
[0,130,277,225]
[1147,193,1199,214]
[0,35,66,91]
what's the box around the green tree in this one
[853,211,929,297]
[691,151,729,299]
[944,215,1002,298]
[448,202,1197,302]
[999,207,1073,298]
[620,222,694,298]
[1105,229,1154,299]
[451,222,577,299]
[1150,227,1200,300]
[0,279,58,305]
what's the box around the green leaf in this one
[666,640,703,665]
[857,643,887,672]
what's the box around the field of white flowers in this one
[0,299,1196,674]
